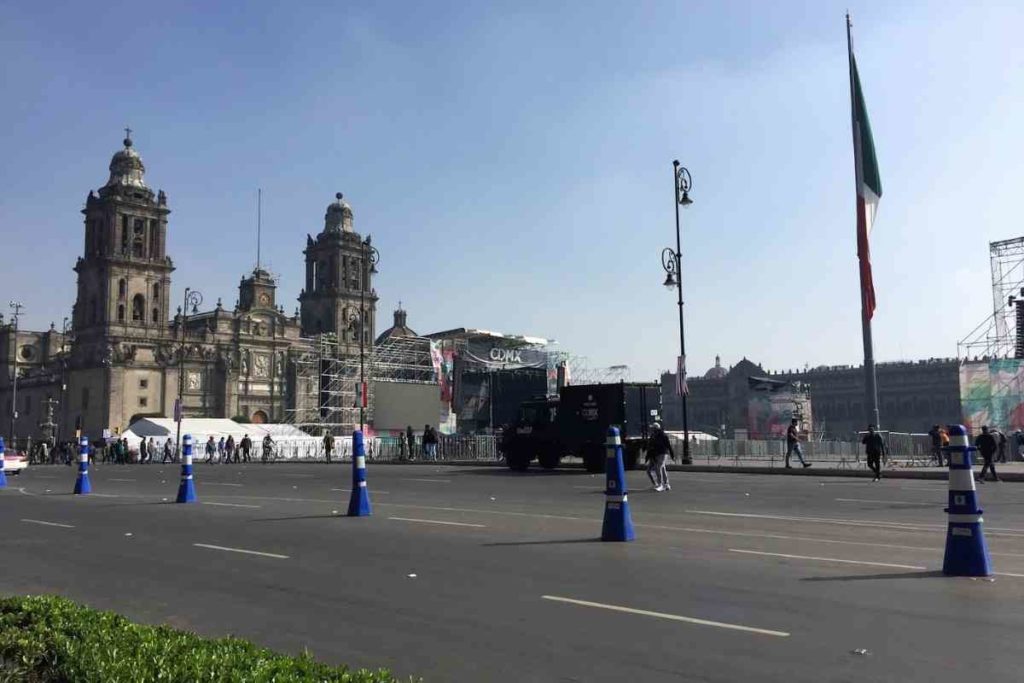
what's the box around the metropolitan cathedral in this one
[0,133,379,442]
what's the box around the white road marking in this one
[401,478,453,483]
[331,488,389,494]
[193,543,288,559]
[108,478,137,482]
[728,549,926,570]
[203,482,244,487]
[836,498,934,505]
[86,493,120,498]
[687,509,942,532]
[388,517,486,528]
[283,474,315,478]
[541,595,789,638]
[202,502,261,509]
[21,518,74,529]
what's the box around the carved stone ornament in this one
[186,371,202,391]
[254,353,269,377]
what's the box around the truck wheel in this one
[582,444,606,474]
[506,451,530,472]
[538,452,561,470]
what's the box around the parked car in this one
[3,452,29,475]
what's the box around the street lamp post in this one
[347,236,379,433]
[8,302,24,450]
[175,288,203,459]
[661,160,693,464]
[56,316,69,448]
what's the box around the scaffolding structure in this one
[958,237,1024,360]
[286,333,438,436]
[544,348,633,387]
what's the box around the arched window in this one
[132,219,145,258]
[152,308,160,323]
[132,294,144,322]
[152,282,160,301]
[118,304,126,322]
[118,279,127,299]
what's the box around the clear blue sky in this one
[2,1,1021,380]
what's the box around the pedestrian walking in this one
[422,424,438,462]
[323,431,334,464]
[785,418,811,469]
[240,434,252,463]
[928,424,944,466]
[162,439,175,464]
[406,425,415,461]
[1015,430,1024,462]
[975,425,1000,482]
[217,436,226,463]
[862,424,886,481]
[645,422,675,492]
[225,435,236,464]
[204,435,217,464]
[997,428,1008,463]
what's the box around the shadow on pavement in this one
[482,538,601,547]
[452,468,597,478]
[801,570,944,582]
[250,514,343,523]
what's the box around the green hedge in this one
[0,595,408,682]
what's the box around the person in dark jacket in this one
[646,422,675,492]
[996,429,1008,463]
[422,425,439,461]
[323,431,334,464]
[862,424,886,481]
[785,418,811,468]
[975,425,1000,482]
[406,425,416,461]
[928,425,943,466]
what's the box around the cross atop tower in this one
[124,126,133,146]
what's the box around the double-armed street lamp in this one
[660,161,694,465]
[346,236,379,433]
[175,288,203,458]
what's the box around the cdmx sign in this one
[489,348,523,364]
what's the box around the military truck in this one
[502,382,660,473]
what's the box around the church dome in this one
[704,355,727,379]
[323,192,354,234]
[105,135,147,189]
[375,306,417,345]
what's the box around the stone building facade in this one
[662,356,962,438]
[0,134,377,445]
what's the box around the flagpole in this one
[847,13,882,431]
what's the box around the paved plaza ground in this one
[3,462,1023,682]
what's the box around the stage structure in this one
[959,237,1024,360]
[286,333,437,436]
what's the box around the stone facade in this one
[0,135,376,444]
[662,356,962,438]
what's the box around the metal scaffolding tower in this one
[286,333,438,436]
[959,237,1024,359]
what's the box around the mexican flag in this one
[850,50,882,321]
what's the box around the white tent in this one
[122,418,320,457]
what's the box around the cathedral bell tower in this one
[298,193,378,349]
[73,132,173,341]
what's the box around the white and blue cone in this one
[176,434,197,503]
[347,430,372,517]
[0,436,7,489]
[73,435,91,495]
[601,426,635,542]
[942,424,991,576]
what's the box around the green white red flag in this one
[849,45,882,321]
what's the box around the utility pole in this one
[8,302,24,449]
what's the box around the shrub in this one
[0,595,406,682]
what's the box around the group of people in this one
[402,424,439,461]
[202,434,275,464]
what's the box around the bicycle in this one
[261,443,279,464]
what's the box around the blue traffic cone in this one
[942,424,991,576]
[176,434,197,503]
[0,436,7,489]
[601,427,635,542]
[73,435,91,495]
[347,430,372,516]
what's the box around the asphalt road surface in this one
[3,462,1024,682]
